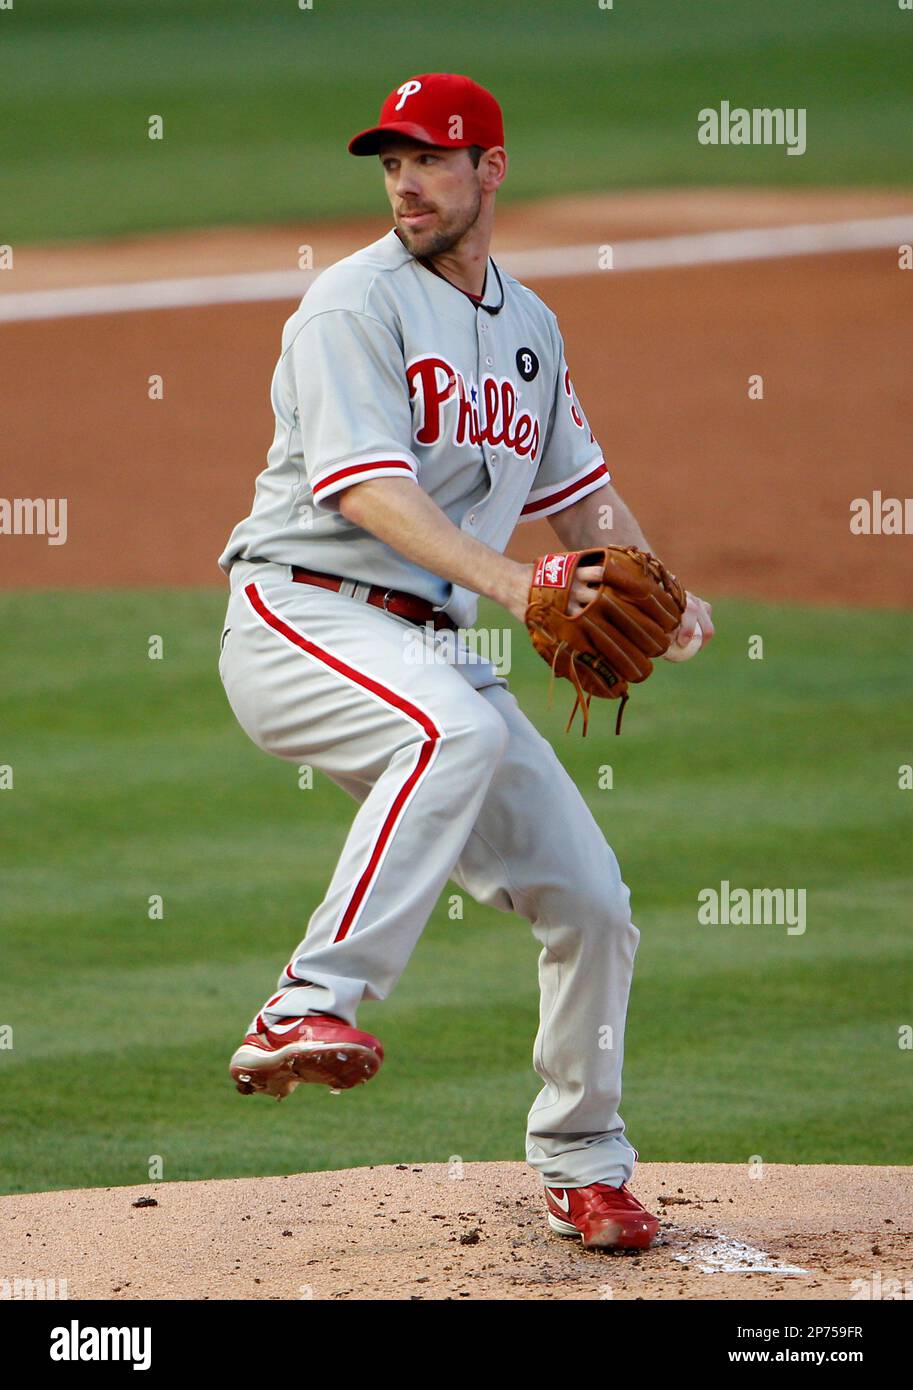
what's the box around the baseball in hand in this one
[663,623,703,663]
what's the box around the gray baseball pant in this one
[218,558,640,1187]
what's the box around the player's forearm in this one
[549,481,653,553]
[337,477,532,620]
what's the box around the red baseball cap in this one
[348,73,504,156]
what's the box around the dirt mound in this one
[1,1162,908,1301]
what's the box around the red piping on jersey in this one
[520,461,608,517]
[312,457,415,499]
[243,581,443,942]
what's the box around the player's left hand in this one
[671,591,714,650]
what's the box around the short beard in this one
[398,186,482,259]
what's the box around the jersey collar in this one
[393,227,505,315]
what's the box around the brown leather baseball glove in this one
[524,547,687,735]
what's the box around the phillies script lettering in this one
[406,355,541,461]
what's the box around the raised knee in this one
[448,704,509,769]
[532,876,635,941]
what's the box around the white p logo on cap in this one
[394,80,423,111]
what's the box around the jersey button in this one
[468,513,476,524]
[485,356,493,366]
[489,454,498,466]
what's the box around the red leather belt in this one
[291,565,456,631]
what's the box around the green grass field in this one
[1,0,911,242]
[1,590,911,1195]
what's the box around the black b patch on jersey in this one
[516,347,539,382]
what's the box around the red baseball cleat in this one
[544,1181,660,1250]
[229,1013,383,1100]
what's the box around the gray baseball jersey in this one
[219,229,610,626]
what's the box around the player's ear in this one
[479,147,508,192]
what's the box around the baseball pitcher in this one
[218,73,713,1250]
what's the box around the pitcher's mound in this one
[1,1162,909,1300]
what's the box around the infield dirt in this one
[2,188,912,606]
